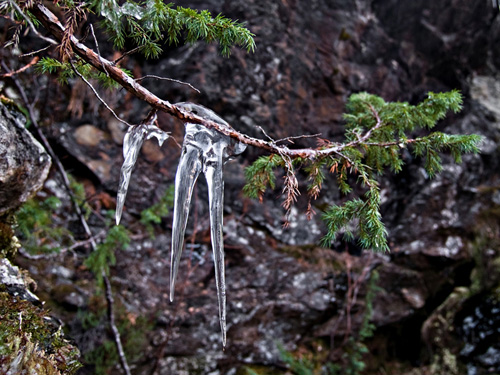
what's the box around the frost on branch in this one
[116,115,169,225]
[170,102,246,348]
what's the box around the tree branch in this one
[28,3,351,159]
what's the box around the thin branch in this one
[255,124,275,143]
[104,275,132,375]
[135,75,201,94]
[19,45,52,57]
[0,56,39,77]
[17,230,107,260]
[274,133,322,145]
[68,59,133,127]
[90,24,109,77]
[114,45,143,65]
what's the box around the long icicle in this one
[170,142,202,301]
[205,149,227,348]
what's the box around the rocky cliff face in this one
[3,0,500,374]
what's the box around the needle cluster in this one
[243,91,482,252]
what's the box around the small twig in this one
[90,24,108,77]
[274,133,322,145]
[0,56,39,77]
[17,231,107,260]
[68,59,133,127]
[19,45,52,57]
[104,275,132,375]
[255,125,275,143]
[9,0,58,46]
[135,75,201,94]
[114,45,143,65]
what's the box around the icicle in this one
[116,115,169,225]
[170,103,246,348]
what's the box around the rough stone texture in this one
[0,257,39,304]
[0,103,51,215]
[5,0,500,374]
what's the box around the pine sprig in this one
[35,56,132,87]
[244,90,481,252]
[243,155,283,202]
[88,0,255,58]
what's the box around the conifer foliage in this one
[244,91,481,251]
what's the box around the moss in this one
[0,292,82,374]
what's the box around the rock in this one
[0,102,51,215]
[0,257,39,305]
[73,124,109,147]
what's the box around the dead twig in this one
[104,275,132,375]
[19,45,52,57]
[135,75,201,94]
[90,24,109,77]
[68,59,133,127]
[0,56,39,77]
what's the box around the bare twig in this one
[90,24,109,77]
[255,125,275,143]
[135,75,201,93]
[114,45,143,64]
[68,59,133,127]
[104,275,132,375]
[0,56,39,77]
[17,230,107,260]
[274,133,322,145]
[19,45,52,57]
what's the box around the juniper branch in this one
[28,3,423,161]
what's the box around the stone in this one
[0,257,39,305]
[0,103,51,215]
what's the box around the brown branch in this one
[0,56,39,77]
[27,3,348,159]
[27,3,398,162]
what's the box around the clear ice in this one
[116,117,169,225]
[170,102,246,348]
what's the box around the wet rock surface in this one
[3,0,500,374]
